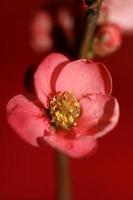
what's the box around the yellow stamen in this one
[50,91,80,130]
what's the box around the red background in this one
[0,0,133,200]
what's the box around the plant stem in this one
[56,152,71,200]
[79,0,104,58]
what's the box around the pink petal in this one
[107,0,133,32]
[34,53,69,108]
[43,134,97,158]
[6,94,51,146]
[91,97,119,138]
[74,94,119,138]
[55,59,112,99]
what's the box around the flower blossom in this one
[30,12,53,53]
[103,0,133,33]
[6,53,119,158]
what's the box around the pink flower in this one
[92,24,122,57]
[6,53,119,158]
[30,12,53,53]
[103,0,133,33]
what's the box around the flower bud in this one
[92,24,122,57]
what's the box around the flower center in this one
[50,91,81,130]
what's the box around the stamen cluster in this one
[50,91,81,130]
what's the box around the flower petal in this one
[74,94,119,138]
[6,94,50,146]
[55,59,112,99]
[92,96,119,138]
[107,0,133,32]
[43,134,97,158]
[34,53,69,108]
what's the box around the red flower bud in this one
[92,24,122,57]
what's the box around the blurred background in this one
[0,0,133,199]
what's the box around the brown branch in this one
[79,0,104,58]
[56,152,71,200]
